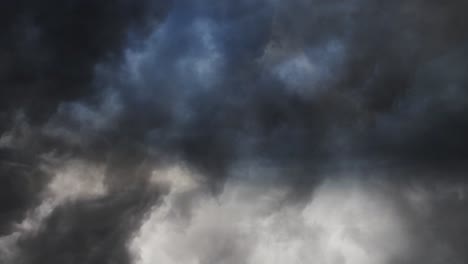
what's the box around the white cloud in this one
[130,166,414,264]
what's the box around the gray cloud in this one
[1,0,468,263]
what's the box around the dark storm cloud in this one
[62,0,468,174]
[0,0,171,125]
[1,0,468,264]
[42,0,278,186]
[0,1,170,263]
[0,148,48,236]
[18,0,467,201]
[15,185,160,264]
[367,48,468,163]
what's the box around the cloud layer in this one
[1,1,468,263]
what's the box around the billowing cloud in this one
[1,0,468,263]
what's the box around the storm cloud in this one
[1,0,468,263]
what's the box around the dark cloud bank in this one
[1,1,468,263]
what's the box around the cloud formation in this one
[1,1,468,264]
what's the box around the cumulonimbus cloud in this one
[1,1,468,263]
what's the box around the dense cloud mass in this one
[1,1,468,263]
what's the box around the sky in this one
[1,1,468,263]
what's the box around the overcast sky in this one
[1,1,468,263]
